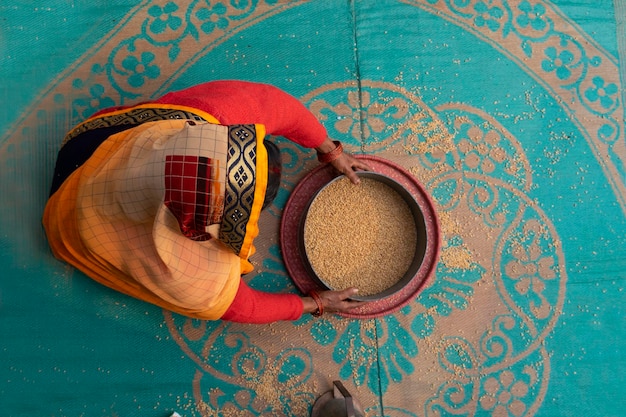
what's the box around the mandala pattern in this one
[5,0,622,416]
[161,80,567,415]
[165,313,316,416]
[407,0,625,211]
[4,1,621,210]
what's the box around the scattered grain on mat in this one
[240,359,313,417]
[440,243,473,270]
[398,114,455,156]
[436,210,460,238]
[430,209,475,270]
[304,177,417,296]
[245,363,286,410]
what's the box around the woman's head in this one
[263,139,282,210]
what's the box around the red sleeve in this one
[221,278,304,323]
[154,80,328,148]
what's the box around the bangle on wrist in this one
[316,140,343,164]
[308,290,324,317]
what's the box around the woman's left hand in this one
[315,138,372,184]
[329,152,372,184]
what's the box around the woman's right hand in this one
[302,287,368,316]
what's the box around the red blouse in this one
[155,80,327,148]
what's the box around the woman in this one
[43,80,371,323]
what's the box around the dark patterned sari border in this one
[219,125,259,256]
[62,107,207,146]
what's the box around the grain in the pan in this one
[304,177,417,295]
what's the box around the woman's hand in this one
[315,138,372,184]
[301,287,368,316]
[330,153,371,184]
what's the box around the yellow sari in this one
[43,107,268,320]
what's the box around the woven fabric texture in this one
[1,1,624,416]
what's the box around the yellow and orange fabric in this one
[44,115,268,320]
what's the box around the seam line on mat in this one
[616,0,626,122]
[349,0,366,154]
[374,318,385,412]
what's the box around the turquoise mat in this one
[1,1,625,416]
